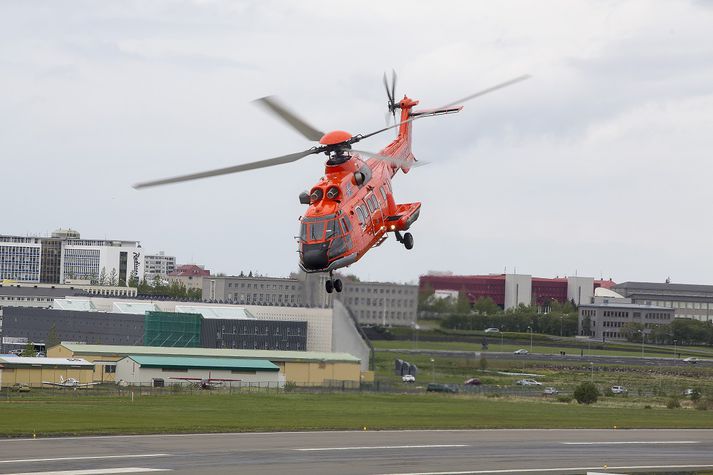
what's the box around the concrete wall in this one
[331,299,370,372]
[282,361,361,385]
[0,365,94,388]
[504,274,532,309]
[567,276,594,306]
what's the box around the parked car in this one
[426,383,458,393]
[464,378,481,386]
[683,357,699,364]
[36,352,46,358]
[513,349,529,355]
[543,387,559,395]
[401,374,416,383]
[683,388,701,398]
[8,349,23,356]
[516,379,542,386]
[610,385,627,395]
[484,327,500,333]
[10,383,31,392]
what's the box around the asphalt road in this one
[1,429,713,474]
[381,348,713,367]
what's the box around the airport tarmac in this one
[1,429,713,474]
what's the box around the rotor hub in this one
[319,130,353,146]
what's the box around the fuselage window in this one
[341,217,352,233]
[380,187,388,203]
[355,207,366,227]
[369,195,380,211]
[300,223,307,240]
[365,196,374,214]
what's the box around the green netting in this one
[144,311,202,347]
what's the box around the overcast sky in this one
[2,1,713,285]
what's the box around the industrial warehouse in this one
[49,343,364,385]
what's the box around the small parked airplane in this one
[170,375,242,390]
[42,376,101,389]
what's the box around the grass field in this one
[2,392,713,437]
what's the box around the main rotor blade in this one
[439,74,531,108]
[133,148,319,189]
[353,74,531,143]
[390,69,397,111]
[253,96,325,142]
[383,72,394,104]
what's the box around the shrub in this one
[690,389,702,402]
[666,398,681,409]
[479,355,488,372]
[556,395,573,403]
[574,382,600,405]
[694,398,712,411]
[644,405,652,409]
[284,381,297,393]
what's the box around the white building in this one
[144,252,176,282]
[115,355,283,387]
[0,229,144,285]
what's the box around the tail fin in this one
[59,376,65,384]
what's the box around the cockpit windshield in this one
[300,215,340,242]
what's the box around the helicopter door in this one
[365,193,383,233]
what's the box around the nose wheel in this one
[325,274,343,294]
[395,231,414,250]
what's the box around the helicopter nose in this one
[301,243,329,271]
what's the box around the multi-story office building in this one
[203,273,418,326]
[613,281,713,322]
[144,252,176,281]
[205,275,304,307]
[420,273,613,309]
[0,229,144,285]
[335,280,419,327]
[578,300,675,340]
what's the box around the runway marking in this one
[0,454,171,464]
[3,468,172,475]
[376,464,713,475]
[2,428,709,442]
[296,444,469,451]
[562,440,700,445]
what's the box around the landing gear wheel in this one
[333,279,343,293]
[325,279,334,294]
[403,232,414,250]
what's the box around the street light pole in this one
[673,339,677,359]
[430,358,435,383]
[590,362,594,382]
[527,326,533,353]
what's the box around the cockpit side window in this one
[341,217,352,233]
[300,223,307,241]
[380,186,388,203]
[325,219,337,239]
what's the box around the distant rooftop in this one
[53,299,97,312]
[175,306,255,319]
[112,302,159,314]
[124,355,279,372]
[614,281,713,294]
[57,343,360,363]
[0,357,93,367]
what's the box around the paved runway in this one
[1,429,713,474]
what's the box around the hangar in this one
[116,355,282,387]
[49,343,362,385]
[0,356,94,388]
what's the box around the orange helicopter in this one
[135,72,529,293]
